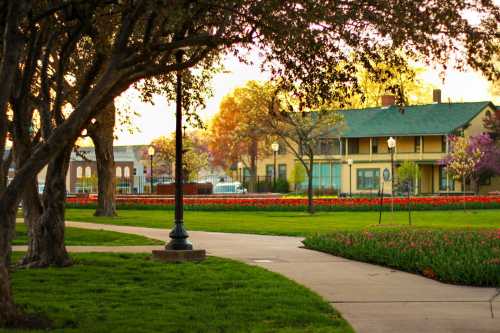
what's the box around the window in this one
[85,166,91,177]
[116,166,122,178]
[414,136,421,153]
[76,166,83,178]
[357,169,380,190]
[371,138,378,154]
[124,166,130,178]
[439,166,455,191]
[304,162,341,190]
[278,164,287,180]
[347,138,359,154]
[316,138,340,155]
[278,144,287,155]
[265,164,274,179]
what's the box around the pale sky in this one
[112,53,499,146]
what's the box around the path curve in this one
[13,221,500,333]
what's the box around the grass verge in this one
[4,253,352,333]
[303,229,500,286]
[65,209,500,236]
[13,224,162,246]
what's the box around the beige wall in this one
[464,105,496,137]
[423,136,442,153]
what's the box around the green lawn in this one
[65,209,500,236]
[13,224,162,246]
[4,253,352,333]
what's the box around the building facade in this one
[256,99,500,195]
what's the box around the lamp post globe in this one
[148,146,155,194]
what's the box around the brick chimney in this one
[433,89,442,103]
[381,95,396,107]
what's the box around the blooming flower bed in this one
[66,195,500,211]
[303,229,500,286]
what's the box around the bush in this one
[303,229,500,286]
[273,179,290,193]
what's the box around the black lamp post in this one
[237,161,243,183]
[166,50,192,251]
[148,146,155,194]
[347,158,353,197]
[271,142,279,189]
[387,136,396,213]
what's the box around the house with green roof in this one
[255,94,499,195]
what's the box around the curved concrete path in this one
[13,221,500,333]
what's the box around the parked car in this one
[213,182,247,194]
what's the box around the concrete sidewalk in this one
[13,221,500,333]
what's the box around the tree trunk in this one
[0,193,20,326]
[89,103,116,217]
[20,147,72,268]
[307,157,315,214]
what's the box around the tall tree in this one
[209,81,273,191]
[150,133,208,182]
[1,0,499,326]
[265,88,344,214]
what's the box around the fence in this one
[71,174,234,195]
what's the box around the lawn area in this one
[12,224,162,246]
[4,253,352,333]
[303,229,500,287]
[65,209,500,236]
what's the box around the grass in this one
[3,253,352,333]
[65,209,500,236]
[303,229,500,286]
[12,224,162,246]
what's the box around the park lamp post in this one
[347,158,353,197]
[237,161,244,183]
[148,146,155,194]
[271,142,279,189]
[387,136,396,213]
[152,47,205,262]
[164,48,193,251]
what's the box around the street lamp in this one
[347,158,353,197]
[387,136,396,214]
[167,49,192,251]
[148,146,155,194]
[271,142,279,189]
[237,161,244,183]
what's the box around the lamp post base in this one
[152,249,206,262]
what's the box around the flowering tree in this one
[443,136,483,210]
[468,133,500,192]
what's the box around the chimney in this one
[433,89,442,103]
[381,95,396,107]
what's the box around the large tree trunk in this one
[89,103,116,217]
[307,157,315,214]
[0,205,17,326]
[20,147,72,268]
[0,0,30,325]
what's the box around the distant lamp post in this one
[347,158,353,197]
[148,146,155,194]
[271,142,280,189]
[237,161,244,183]
[387,137,396,213]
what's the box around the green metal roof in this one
[337,101,494,138]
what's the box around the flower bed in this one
[66,195,500,211]
[303,229,500,286]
